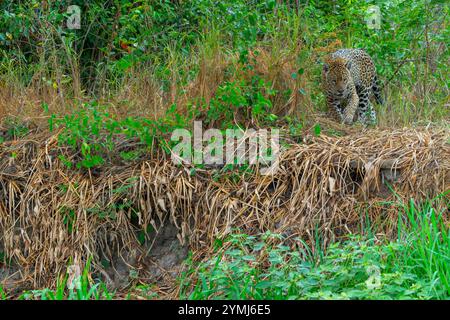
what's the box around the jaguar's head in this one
[323,57,353,98]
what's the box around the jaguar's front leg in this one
[342,90,359,125]
[327,95,344,122]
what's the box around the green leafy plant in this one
[179,195,449,300]
[49,101,190,169]
[18,258,115,300]
[205,76,277,128]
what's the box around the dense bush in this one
[1,1,447,92]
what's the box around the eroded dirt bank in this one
[0,127,448,291]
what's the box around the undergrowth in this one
[0,195,447,300]
[179,196,450,300]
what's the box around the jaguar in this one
[322,49,384,125]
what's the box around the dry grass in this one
[0,124,448,289]
[1,35,446,128]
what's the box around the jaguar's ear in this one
[345,60,352,70]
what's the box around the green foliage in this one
[285,116,303,141]
[313,123,321,136]
[395,193,450,297]
[1,117,29,140]
[53,101,118,169]
[17,258,115,300]
[179,197,450,300]
[180,234,429,299]
[0,0,275,89]
[50,101,189,169]
[0,0,447,122]
[60,207,76,233]
[206,76,277,128]
[0,286,5,300]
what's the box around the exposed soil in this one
[102,223,189,290]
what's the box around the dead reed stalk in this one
[0,126,448,288]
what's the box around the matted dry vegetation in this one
[0,123,448,291]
